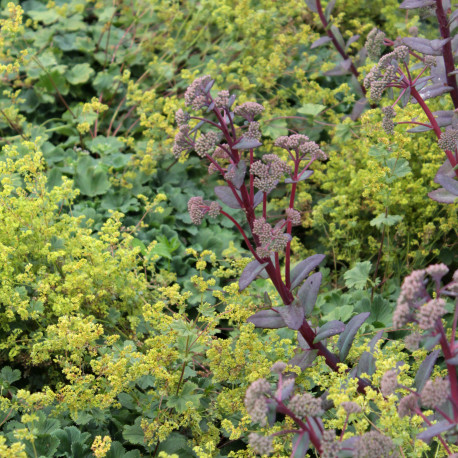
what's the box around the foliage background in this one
[0,0,456,457]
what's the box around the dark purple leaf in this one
[337,312,370,362]
[204,79,215,93]
[247,308,286,329]
[436,159,455,177]
[417,421,453,443]
[311,36,332,49]
[313,320,345,343]
[190,120,205,134]
[423,334,441,350]
[435,174,458,195]
[290,254,325,290]
[324,0,336,21]
[399,0,435,8]
[414,349,439,391]
[356,330,384,377]
[304,0,318,12]
[275,304,305,330]
[206,101,215,112]
[253,190,264,208]
[428,188,457,203]
[330,25,345,49]
[446,355,458,365]
[214,186,242,209]
[297,272,322,316]
[324,63,350,76]
[227,94,236,108]
[345,34,360,51]
[407,124,432,133]
[400,86,411,108]
[292,432,310,458]
[267,402,277,426]
[402,37,443,55]
[297,333,310,350]
[233,136,262,150]
[276,377,296,401]
[434,110,454,127]
[448,9,458,26]
[227,160,246,189]
[417,83,453,101]
[287,349,318,371]
[285,170,313,184]
[350,97,367,121]
[414,76,433,92]
[239,260,268,291]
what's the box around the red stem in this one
[435,0,458,108]
[438,322,458,421]
[410,87,458,176]
[315,0,365,93]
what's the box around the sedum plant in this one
[174,76,377,394]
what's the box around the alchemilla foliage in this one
[0,0,457,457]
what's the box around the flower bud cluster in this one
[354,431,396,457]
[173,126,192,158]
[253,217,290,258]
[321,430,342,458]
[421,378,450,408]
[175,108,190,127]
[214,90,230,108]
[184,75,213,110]
[275,134,327,160]
[251,154,290,193]
[248,433,273,456]
[244,378,271,426]
[424,55,437,68]
[393,269,425,329]
[233,102,264,121]
[398,393,418,418]
[382,106,396,135]
[288,393,323,417]
[364,47,408,102]
[340,401,361,414]
[366,28,386,61]
[438,128,458,152]
[285,208,301,226]
[187,196,221,225]
[245,121,262,140]
[380,369,398,396]
[195,131,220,158]
[417,298,446,330]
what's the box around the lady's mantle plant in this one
[173,75,373,391]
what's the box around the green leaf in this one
[370,213,403,229]
[297,104,326,117]
[265,118,288,139]
[386,157,411,181]
[74,156,111,197]
[123,418,145,445]
[344,261,372,290]
[66,63,95,85]
[166,381,202,413]
[335,123,352,141]
[0,366,21,385]
[368,145,390,158]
